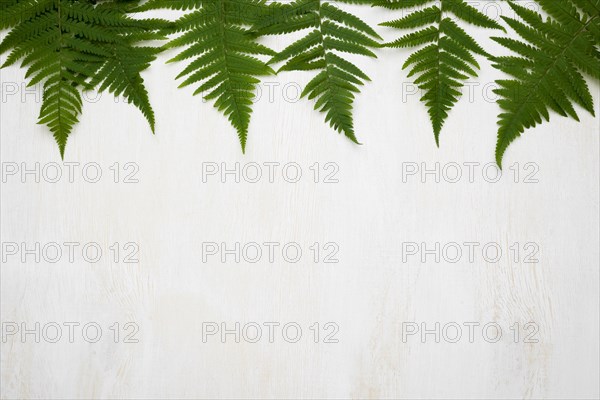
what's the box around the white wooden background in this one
[1,2,599,399]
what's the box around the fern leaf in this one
[378,0,503,145]
[139,0,275,152]
[88,6,171,133]
[0,0,167,157]
[256,0,381,143]
[492,0,600,167]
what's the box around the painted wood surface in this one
[1,2,599,399]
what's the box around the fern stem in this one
[217,0,246,152]
[57,0,66,158]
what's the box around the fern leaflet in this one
[255,0,381,143]
[377,0,503,145]
[491,0,600,167]
[0,0,167,157]
[136,0,275,153]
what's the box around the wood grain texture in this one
[1,2,599,399]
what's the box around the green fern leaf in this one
[255,0,381,143]
[378,0,503,145]
[88,3,171,133]
[138,0,275,152]
[492,0,599,167]
[0,0,167,157]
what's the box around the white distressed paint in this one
[1,3,599,399]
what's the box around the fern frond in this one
[378,0,503,145]
[140,0,275,152]
[88,9,171,133]
[0,0,167,157]
[256,0,381,143]
[492,0,600,167]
